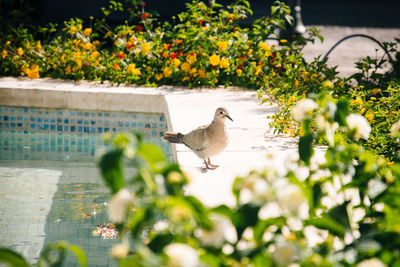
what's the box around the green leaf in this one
[137,143,167,172]
[148,233,174,253]
[299,133,314,165]
[199,252,221,267]
[0,248,31,267]
[334,99,349,126]
[327,201,351,230]
[233,204,261,238]
[253,217,285,243]
[211,205,234,221]
[306,216,346,238]
[99,149,124,194]
[39,241,87,267]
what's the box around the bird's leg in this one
[207,157,219,168]
[203,159,217,170]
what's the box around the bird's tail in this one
[161,132,184,144]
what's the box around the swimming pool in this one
[0,105,171,266]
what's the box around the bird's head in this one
[214,107,233,122]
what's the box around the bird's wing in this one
[182,125,209,151]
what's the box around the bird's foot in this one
[204,159,217,170]
[207,158,219,168]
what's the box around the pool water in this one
[0,106,172,266]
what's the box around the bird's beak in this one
[226,115,233,121]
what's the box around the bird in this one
[162,107,233,170]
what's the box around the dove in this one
[162,107,232,170]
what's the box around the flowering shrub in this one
[261,42,400,162]
[2,97,400,266]
[88,97,400,266]
[0,0,321,87]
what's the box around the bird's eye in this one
[220,111,223,115]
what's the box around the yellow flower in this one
[186,53,197,64]
[255,65,262,75]
[360,107,366,114]
[190,68,197,76]
[198,69,206,78]
[90,51,100,60]
[372,88,381,95]
[163,67,172,77]
[127,64,141,76]
[141,42,151,54]
[294,79,299,88]
[155,73,163,80]
[259,42,270,50]
[69,26,77,34]
[351,98,363,106]
[219,58,230,69]
[84,28,92,36]
[17,47,23,56]
[387,161,394,166]
[1,50,7,58]
[217,41,229,51]
[75,59,82,68]
[65,66,71,75]
[74,51,82,58]
[209,54,220,66]
[181,62,191,72]
[93,40,100,46]
[6,41,11,46]
[370,97,377,101]
[105,31,112,38]
[172,58,181,68]
[82,43,93,50]
[280,39,288,43]
[23,64,40,79]
[365,113,374,122]
[236,68,243,75]
[36,41,42,50]
[183,76,190,82]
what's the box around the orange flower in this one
[186,53,197,64]
[172,58,181,68]
[163,67,172,77]
[17,47,23,56]
[217,41,229,51]
[181,62,191,72]
[141,42,151,54]
[113,64,120,70]
[209,54,220,66]
[219,58,230,69]
[198,69,206,78]
[127,64,141,76]
[236,68,243,75]
[83,28,92,36]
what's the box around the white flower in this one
[108,189,134,223]
[239,174,272,205]
[390,120,400,137]
[164,243,199,267]
[291,99,318,122]
[272,241,300,266]
[110,243,129,259]
[194,214,237,247]
[346,114,371,140]
[277,185,307,217]
[356,258,386,267]
[153,220,169,232]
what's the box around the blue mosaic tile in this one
[0,105,170,160]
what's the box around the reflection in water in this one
[44,167,120,267]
